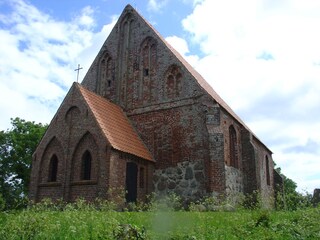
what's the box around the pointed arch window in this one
[229,125,238,168]
[48,154,58,182]
[81,150,92,180]
[165,65,183,99]
[141,37,157,77]
[139,37,157,100]
[98,52,113,95]
[266,156,270,185]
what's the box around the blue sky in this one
[1,0,320,193]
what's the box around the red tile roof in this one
[77,83,154,161]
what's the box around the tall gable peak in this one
[119,4,137,19]
[80,5,269,150]
[124,4,134,11]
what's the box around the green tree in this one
[0,117,47,209]
[275,167,312,210]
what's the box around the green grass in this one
[0,208,319,239]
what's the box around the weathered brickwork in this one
[30,5,278,206]
[108,150,154,203]
[29,85,154,203]
[252,137,274,207]
[82,8,202,109]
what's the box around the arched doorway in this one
[125,162,138,202]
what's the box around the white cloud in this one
[181,0,320,192]
[166,36,190,55]
[0,0,116,130]
[165,35,199,68]
[180,0,203,7]
[147,0,169,12]
[77,6,95,27]
[147,0,203,12]
[76,15,118,75]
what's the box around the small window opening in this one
[139,167,145,188]
[107,80,111,87]
[143,68,149,76]
[81,150,92,180]
[229,125,238,168]
[48,155,58,182]
[266,156,270,186]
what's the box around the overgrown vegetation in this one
[274,167,314,211]
[0,118,318,238]
[0,198,319,239]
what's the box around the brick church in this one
[29,5,278,206]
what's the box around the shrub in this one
[242,190,262,210]
[255,211,270,228]
[276,190,313,211]
[113,224,148,240]
[147,192,182,211]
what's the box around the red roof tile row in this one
[77,84,153,161]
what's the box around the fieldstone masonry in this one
[153,160,206,201]
[225,165,244,195]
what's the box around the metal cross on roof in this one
[74,64,83,83]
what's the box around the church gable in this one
[29,84,108,200]
[30,82,154,202]
[35,82,153,164]
[81,5,270,154]
[81,4,203,110]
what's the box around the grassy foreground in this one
[0,206,319,240]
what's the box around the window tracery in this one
[165,65,183,99]
[140,37,157,100]
[99,52,113,96]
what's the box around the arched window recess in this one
[266,155,271,186]
[48,154,58,182]
[229,125,238,169]
[81,150,92,180]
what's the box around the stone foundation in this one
[153,160,206,201]
[225,165,244,204]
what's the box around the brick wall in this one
[30,87,107,201]
[252,136,274,207]
[81,7,203,110]
[30,85,153,203]
[109,150,154,203]
[241,128,258,195]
